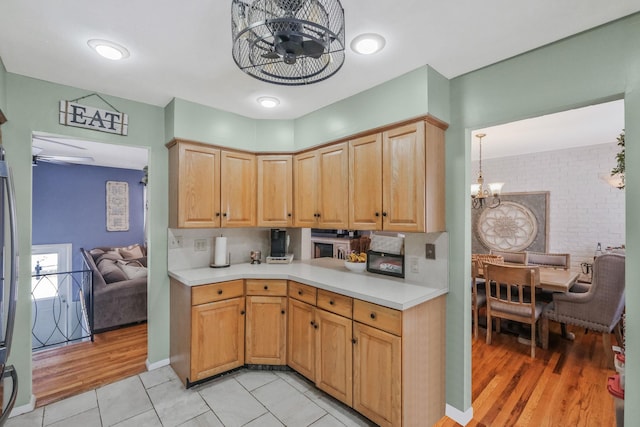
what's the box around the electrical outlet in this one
[409,256,419,273]
[425,243,436,260]
[194,239,207,251]
[169,235,183,249]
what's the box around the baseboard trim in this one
[10,394,36,418]
[146,358,170,371]
[445,404,473,426]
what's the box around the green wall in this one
[447,13,640,423]
[2,73,167,406]
[0,58,6,113]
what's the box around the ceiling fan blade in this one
[261,51,280,59]
[37,155,94,163]
[32,135,88,150]
[302,40,325,58]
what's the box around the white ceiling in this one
[1,1,637,168]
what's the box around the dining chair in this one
[526,252,571,269]
[541,253,625,363]
[484,263,543,358]
[471,254,504,339]
[489,249,528,264]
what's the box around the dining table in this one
[477,265,580,293]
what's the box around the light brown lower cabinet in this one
[171,278,445,426]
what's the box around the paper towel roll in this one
[214,237,228,266]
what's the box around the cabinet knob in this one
[298,290,303,295]
[329,300,335,305]
[314,323,318,329]
[281,310,286,315]
[223,212,227,217]
[375,212,380,217]
[264,285,269,290]
[317,213,321,218]
[370,312,377,320]
[216,212,221,217]
[382,212,387,217]
[310,321,315,326]
[352,338,357,344]
[287,213,292,217]
[240,310,245,315]
[217,289,223,295]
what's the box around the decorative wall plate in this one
[477,201,538,251]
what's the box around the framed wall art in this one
[472,191,549,253]
[106,181,129,231]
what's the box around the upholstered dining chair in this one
[471,254,504,339]
[490,249,528,264]
[484,263,543,358]
[541,253,625,362]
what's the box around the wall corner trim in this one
[9,394,36,418]
[445,403,473,426]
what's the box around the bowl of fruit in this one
[345,252,367,273]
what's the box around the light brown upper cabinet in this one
[168,140,256,228]
[349,120,445,232]
[169,141,221,228]
[294,143,349,228]
[221,150,256,227]
[256,155,293,227]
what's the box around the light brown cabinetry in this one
[168,140,256,228]
[245,280,287,365]
[293,143,349,228]
[256,155,293,227]
[170,279,245,386]
[168,142,221,228]
[348,120,446,232]
[287,282,317,380]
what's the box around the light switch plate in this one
[425,243,436,260]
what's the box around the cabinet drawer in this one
[192,280,244,306]
[317,290,353,318]
[353,300,402,336]
[246,279,287,296]
[288,281,317,305]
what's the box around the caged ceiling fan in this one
[31,135,94,166]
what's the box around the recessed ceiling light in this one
[257,96,280,108]
[351,33,386,55]
[87,39,130,60]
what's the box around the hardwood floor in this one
[32,323,147,407]
[435,322,619,427]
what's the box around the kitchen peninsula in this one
[169,258,446,427]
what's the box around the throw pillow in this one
[119,262,148,280]
[120,244,144,259]
[97,258,127,283]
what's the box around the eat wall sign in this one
[59,100,128,136]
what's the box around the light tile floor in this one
[7,367,376,427]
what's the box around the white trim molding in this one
[9,394,36,418]
[446,404,473,426]
[146,358,170,371]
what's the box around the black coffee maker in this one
[270,229,287,257]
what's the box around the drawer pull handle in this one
[370,312,377,320]
[217,289,223,295]
[264,285,269,290]
[329,300,335,305]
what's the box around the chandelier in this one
[231,0,346,85]
[471,133,503,209]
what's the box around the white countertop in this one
[168,258,447,310]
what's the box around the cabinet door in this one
[171,142,221,228]
[246,296,287,365]
[221,150,256,227]
[353,322,401,427]
[287,298,316,381]
[191,297,245,382]
[293,151,319,227]
[317,143,349,228]
[257,155,293,227]
[315,309,353,406]
[349,133,383,230]
[382,122,426,232]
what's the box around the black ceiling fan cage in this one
[231,0,345,85]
